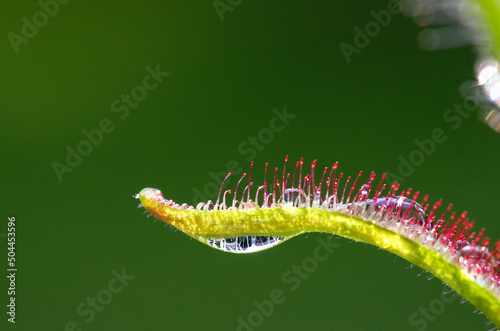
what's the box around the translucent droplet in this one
[205,236,287,253]
[358,197,427,225]
[282,188,308,207]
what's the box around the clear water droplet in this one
[283,188,308,207]
[355,197,427,224]
[205,236,287,253]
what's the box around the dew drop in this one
[282,188,308,207]
[205,236,287,253]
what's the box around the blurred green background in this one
[2,0,500,330]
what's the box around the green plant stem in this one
[315,210,500,327]
[140,192,500,326]
[475,0,500,58]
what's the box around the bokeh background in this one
[2,0,500,330]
